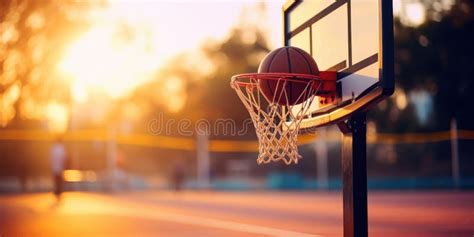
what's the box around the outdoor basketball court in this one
[230,1,394,236]
[1,0,472,236]
[1,191,473,237]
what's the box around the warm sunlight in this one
[2,1,474,236]
[163,76,186,113]
[405,2,426,27]
[63,170,97,182]
[57,1,284,105]
[0,82,20,127]
[46,102,69,133]
[58,22,160,100]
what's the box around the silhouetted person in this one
[50,137,66,201]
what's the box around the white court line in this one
[61,200,324,237]
[134,207,324,237]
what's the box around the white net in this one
[231,73,321,165]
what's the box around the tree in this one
[370,0,474,132]
[0,0,95,128]
[126,6,271,137]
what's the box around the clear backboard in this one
[283,0,394,130]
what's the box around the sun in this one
[57,1,285,106]
[58,21,160,101]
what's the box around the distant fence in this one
[0,129,474,152]
[1,129,473,191]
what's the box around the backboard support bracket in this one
[339,113,368,237]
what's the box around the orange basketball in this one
[258,46,319,105]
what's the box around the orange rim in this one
[231,73,323,87]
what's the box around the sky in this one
[58,0,285,102]
[49,0,435,132]
[57,0,433,103]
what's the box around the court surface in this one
[1,191,473,237]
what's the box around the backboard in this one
[283,0,394,130]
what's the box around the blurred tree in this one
[370,0,474,132]
[0,0,96,128]
[194,27,270,123]
[127,4,271,137]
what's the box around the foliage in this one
[0,0,94,127]
[370,0,474,132]
[128,14,271,135]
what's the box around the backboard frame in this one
[283,0,394,131]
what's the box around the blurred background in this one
[1,0,473,192]
[1,0,474,236]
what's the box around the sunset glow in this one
[57,1,284,105]
[58,22,160,100]
[46,103,69,133]
[405,3,426,27]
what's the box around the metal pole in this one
[196,131,210,189]
[450,118,460,189]
[107,127,117,191]
[70,101,79,191]
[338,113,368,237]
[314,128,329,189]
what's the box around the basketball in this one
[258,46,319,105]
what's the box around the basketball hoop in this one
[231,73,326,165]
